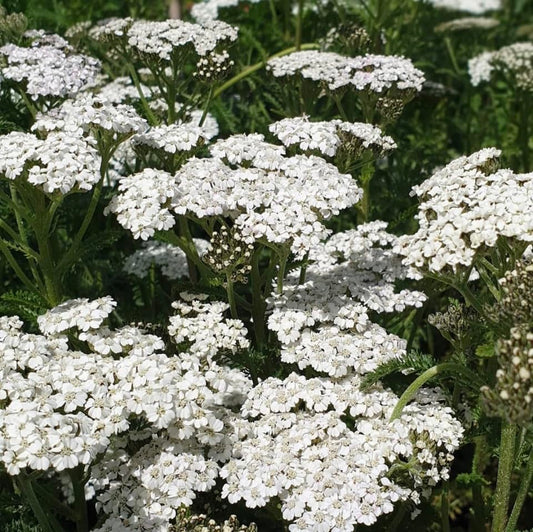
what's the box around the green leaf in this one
[476,343,495,358]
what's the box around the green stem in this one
[16,474,59,532]
[333,93,349,121]
[276,249,289,295]
[492,422,518,532]
[199,85,214,127]
[58,145,113,274]
[471,435,488,532]
[0,239,38,293]
[17,89,38,119]
[213,44,318,98]
[295,0,304,51]
[178,217,199,284]
[69,466,89,532]
[441,482,451,532]
[251,250,266,346]
[444,36,461,75]
[505,446,533,532]
[127,62,158,126]
[390,362,484,421]
[226,274,238,319]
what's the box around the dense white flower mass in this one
[469,42,533,90]
[424,0,501,13]
[123,239,211,279]
[0,130,101,194]
[105,168,177,239]
[132,112,219,154]
[107,133,362,256]
[32,93,148,136]
[0,296,252,530]
[37,296,117,335]
[269,116,396,157]
[267,51,425,93]
[90,17,238,60]
[268,222,425,376]
[222,373,463,530]
[395,148,533,273]
[191,0,263,23]
[0,41,100,99]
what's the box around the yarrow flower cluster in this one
[124,239,211,280]
[32,93,148,137]
[0,38,100,99]
[423,0,501,13]
[132,112,219,154]
[269,115,396,158]
[395,148,533,273]
[191,0,263,23]
[0,130,101,194]
[268,221,426,377]
[267,50,425,93]
[222,374,463,530]
[106,132,363,257]
[0,295,253,530]
[90,17,238,60]
[469,42,533,90]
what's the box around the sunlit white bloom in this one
[469,42,533,90]
[395,149,533,273]
[270,116,396,157]
[268,51,425,93]
[0,41,100,100]
[38,296,117,335]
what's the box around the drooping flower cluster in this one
[469,42,533,90]
[0,36,100,99]
[267,50,425,93]
[269,115,396,158]
[106,132,362,257]
[395,148,533,273]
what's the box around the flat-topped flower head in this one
[191,0,263,23]
[38,296,117,335]
[267,50,425,94]
[91,17,237,60]
[32,93,148,136]
[395,148,533,273]
[132,113,219,154]
[0,40,100,100]
[270,116,396,158]
[108,132,362,257]
[221,373,463,529]
[423,0,501,13]
[0,130,101,194]
[469,42,533,90]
